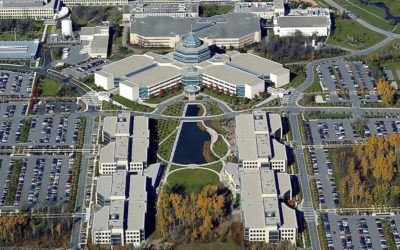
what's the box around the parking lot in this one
[0,154,75,208]
[0,102,81,146]
[315,59,379,106]
[323,214,400,250]
[0,71,34,97]
[64,58,108,78]
[304,117,400,145]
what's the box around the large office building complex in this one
[99,113,149,175]
[234,0,285,20]
[273,8,331,37]
[130,13,261,48]
[0,0,61,19]
[241,168,297,244]
[92,171,147,247]
[235,111,287,172]
[123,1,199,21]
[95,33,289,100]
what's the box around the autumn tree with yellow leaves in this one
[376,78,395,106]
[333,133,400,207]
[156,184,232,243]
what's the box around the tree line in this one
[254,34,344,63]
[157,184,232,243]
[0,212,70,247]
[333,133,400,207]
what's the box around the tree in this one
[159,88,165,98]
[376,78,395,105]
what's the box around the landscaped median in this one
[19,118,32,143]
[5,159,23,205]
[303,148,314,176]
[297,114,309,145]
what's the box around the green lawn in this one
[213,136,229,158]
[170,162,222,172]
[167,169,219,194]
[371,0,400,16]
[39,77,62,97]
[203,161,223,172]
[327,18,385,49]
[101,101,122,110]
[156,119,179,143]
[111,94,154,113]
[206,103,224,115]
[304,69,322,93]
[158,131,177,161]
[162,102,184,116]
[144,90,182,104]
[332,0,400,32]
[175,237,239,250]
[200,4,234,17]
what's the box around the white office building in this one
[80,22,110,58]
[95,33,289,99]
[0,0,61,19]
[273,8,331,37]
[123,2,199,21]
[130,13,261,49]
[92,172,148,247]
[235,111,287,172]
[240,168,297,244]
[234,0,285,20]
[99,113,149,175]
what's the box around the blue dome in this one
[182,32,202,48]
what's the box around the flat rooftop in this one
[91,35,109,55]
[123,64,181,87]
[132,116,149,138]
[131,13,260,39]
[0,40,39,60]
[124,2,198,14]
[276,15,330,28]
[108,200,125,229]
[1,0,53,7]
[101,54,155,77]
[132,137,149,163]
[103,112,131,138]
[110,170,127,198]
[202,63,263,87]
[96,175,112,201]
[229,52,285,76]
[127,175,147,231]
[99,137,129,163]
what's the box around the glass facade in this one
[139,87,149,99]
[236,85,245,97]
[269,230,280,243]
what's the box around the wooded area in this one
[332,133,400,207]
[254,34,344,63]
[156,184,233,243]
[0,213,70,247]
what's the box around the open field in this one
[327,18,385,49]
[331,0,400,32]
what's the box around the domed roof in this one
[182,32,202,48]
